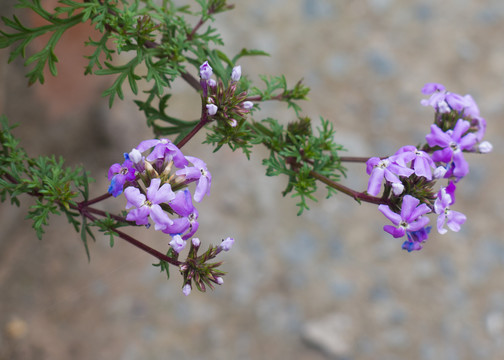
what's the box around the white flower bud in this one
[206,104,218,116]
[231,65,241,82]
[478,141,493,154]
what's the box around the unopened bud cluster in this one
[366,83,492,252]
[199,61,254,128]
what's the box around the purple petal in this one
[194,176,209,202]
[169,190,193,217]
[367,167,384,196]
[452,119,470,142]
[378,204,402,225]
[137,139,160,152]
[126,207,150,226]
[421,83,445,95]
[383,224,405,238]
[108,163,122,180]
[124,186,145,209]
[452,152,469,178]
[426,124,451,148]
[149,204,173,230]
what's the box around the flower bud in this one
[392,182,404,196]
[231,65,241,82]
[206,104,218,116]
[192,237,201,247]
[215,277,224,285]
[229,119,238,128]
[434,166,447,179]
[478,141,493,153]
[169,234,186,253]
[199,61,213,80]
[182,283,192,296]
[242,101,253,110]
[219,237,234,251]
[128,148,142,164]
[208,79,217,88]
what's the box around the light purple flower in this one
[192,238,201,247]
[136,139,188,168]
[402,226,431,252]
[366,157,414,196]
[215,277,224,285]
[394,145,436,180]
[169,234,186,253]
[231,65,241,82]
[176,156,212,202]
[434,187,466,234]
[162,189,199,239]
[108,159,136,197]
[421,83,446,95]
[378,195,431,238]
[219,237,234,251]
[425,118,477,178]
[124,178,175,230]
[206,103,218,116]
[199,61,213,80]
[182,283,192,296]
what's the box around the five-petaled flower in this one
[378,195,431,239]
[176,156,212,202]
[425,118,477,178]
[124,178,175,230]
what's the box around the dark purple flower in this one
[434,186,466,234]
[425,118,477,178]
[366,157,414,196]
[176,156,212,202]
[378,195,431,238]
[124,178,175,230]
[107,159,136,197]
[402,226,431,252]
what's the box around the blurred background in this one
[1,0,503,359]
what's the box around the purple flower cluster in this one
[368,83,492,252]
[107,138,233,267]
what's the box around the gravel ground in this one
[1,1,503,359]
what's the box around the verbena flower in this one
[136,138,187,168]
[176,156,212,202]
[366,157,414,196]
[108,159,136,197]
[124,178,175,230]
[434,186,466,234]
[394,145,436,180]
[425,118,477,178]
[378,195,431,238]
[402,226,431,252]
